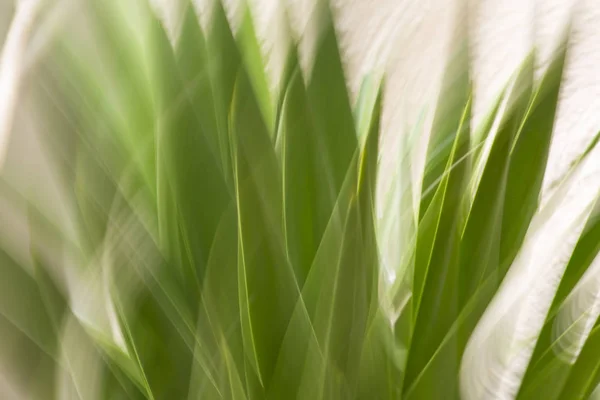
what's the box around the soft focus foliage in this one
[0,0,600,399]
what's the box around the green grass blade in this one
[419,28,470,218]
[459,54,533,309]
[305,1,357,199]
[405,96,471,399]
[150,10,230,293]
[500,31,569,270]
[230,68,298,390]
[205,0,241,187]
[236,3,275,135]
[279,69,321,283]
[516,159,600,399]
[175,2,223,178]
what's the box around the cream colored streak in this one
[552,250,600,364]
[0,0,42,170]
[461,144,600,400]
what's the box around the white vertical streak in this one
[0,0,42,170]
